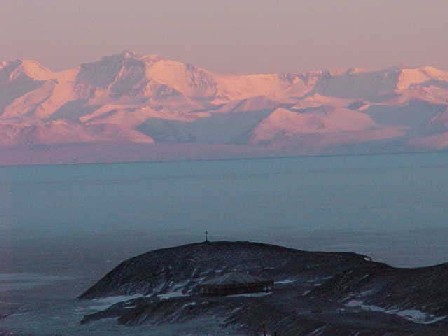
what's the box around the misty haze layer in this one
[1,153,448,278]
[1,0,448,73]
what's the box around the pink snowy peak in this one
[1,51,448,161]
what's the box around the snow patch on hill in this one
[345,300,447,325]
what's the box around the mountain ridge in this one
[1,51,448,164]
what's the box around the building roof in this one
[200,272,270,286]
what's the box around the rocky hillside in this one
[1,52,448,164]
[310,262,448,319]
[79,241,371,299]
[79,241,448,335]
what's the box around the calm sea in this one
[1,153,448,334]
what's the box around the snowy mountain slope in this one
[1,51,448,164]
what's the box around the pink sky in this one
[1,0,447,74]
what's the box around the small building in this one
[198,272,274,296]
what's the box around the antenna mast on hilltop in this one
[205,230,209,243]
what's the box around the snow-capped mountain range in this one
[1,51,448,164]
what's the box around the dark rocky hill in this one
[79,241,448,335]
[79,241,373,300]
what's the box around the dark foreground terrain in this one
[79,241,448,335]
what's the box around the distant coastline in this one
[0,143,445,169]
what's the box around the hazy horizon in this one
[3,49,448,76]
[1,0,447,74]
